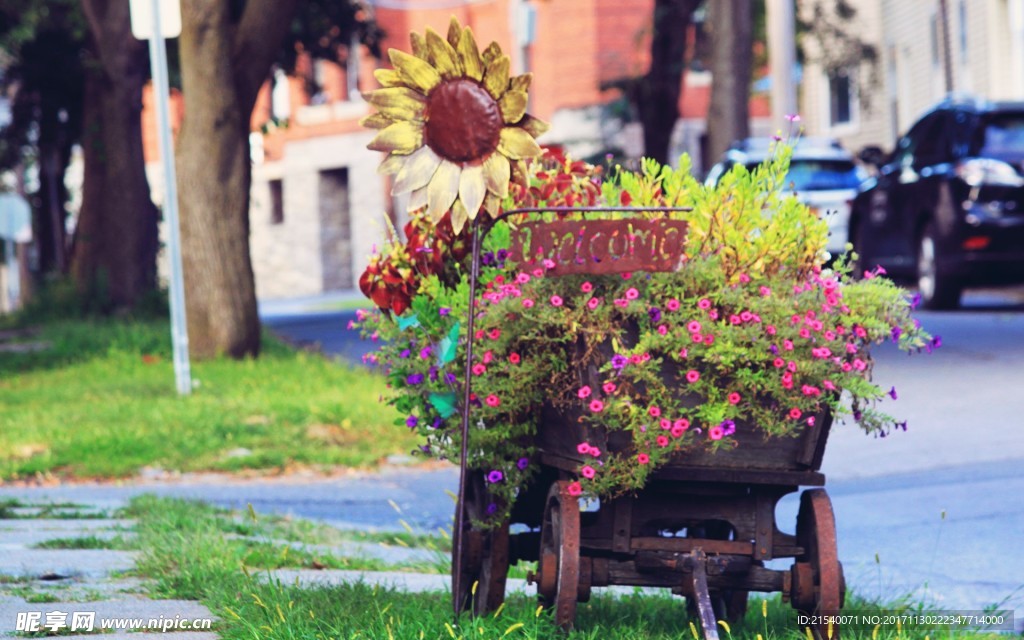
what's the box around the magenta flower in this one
[567,481,583,496]
[666,298,680,311]
[648,406,661,417]
[486,394,501,407]
[602,382,617,394]
[656,435,669,447]
[576,442,591,455]
[577,385,592,399]
[625,288,639,300]
[589,399,605,413]
[522,298,535,308]
[708,425,724,440]
[659,418,671,430]
[698,298,711,310]
[550,295,564,307]
[487,470,504,483]
[788,408,803,420]
[587,297,601,310]
[685,370,700,383]
[637,453,650,465]
[581,465,596,479]
[687,320,702,333]
[581,281,593,293]
[472,363,486,376]
[727,392,741,405]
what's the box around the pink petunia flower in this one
[577,442,591,455]
[509,353,521,364]
[485,394,501,407]
[577,386,592,399]
[567,481,583,496]
[581,465,596,479]
[666,298,681,311]
[581,281,593,293]
[637,453,650,465]
[602,382,617,394]
[587,297,601,310]
[728,392,741,405]
[625,288,639,300]
[703,334,715,345]
[550,295,563,307]
[687,320,702,333]
[516,272,531,284]
[788,408,803,420]
[659,419,671,430]
[692,333,704,343]
[656,435,670,447]
[698,298,711,309]
[708,425,724,440]
[522,299,535,309]
[472,363,487,376]
[648,406,661,417]
[657,325,668,336]
[685,370,700,383]
[589,399,605,413]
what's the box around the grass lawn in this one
[0,318,417,480]
[125,496,1009,640]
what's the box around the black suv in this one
[850,97,1024,308]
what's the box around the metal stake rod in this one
[146,0,191,395]
[452,219,483,617]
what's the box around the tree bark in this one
[176,0,299,359]
[706,0,753,165]
[640,0,702,164]
[72,1,159,309]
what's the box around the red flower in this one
[509,353,521,364]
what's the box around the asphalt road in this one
[3,288,1021,625]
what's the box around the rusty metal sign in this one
[507,218,689,276]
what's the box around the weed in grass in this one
[33,535,136,551]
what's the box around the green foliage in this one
[358,148,934,523]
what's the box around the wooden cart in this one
[451,211,846,639]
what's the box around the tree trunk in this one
[640,0,702,164]
[706,0,753,165]
[72,3,158,309]
[176,0,299,359]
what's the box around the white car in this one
[704,138,868,258]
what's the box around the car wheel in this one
[917,222,961,310]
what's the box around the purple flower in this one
[516,457,529,471]
[420,347,433,359]
[769,344,779,355]
[891,326,902,343]
[487,470,504,483]
[439,307,451,317]
[406,415,419,428]
[931,335,942,349]
[910,293,922,309]
[482,252,496,266]
[486,503,498,515]
[444,373,457,385]
[428,365,439,382]
[497,249,509,261]
[431,416,444,429]
[406,373,425,385]
[648,307,662,323]
[611,354,629,369]
[720,419,736,436]
[399,349,411,359]
[888,386,898,400]
[418,444,431,454]
[897,421,908,431]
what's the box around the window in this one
[828,71,853,126]
[269,179,284,225]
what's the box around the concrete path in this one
[0,503,216,639]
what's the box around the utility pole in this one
[766,0,798,133]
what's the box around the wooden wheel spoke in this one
[794,488,845,639]
[536,480,581,631]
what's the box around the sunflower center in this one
[424,79,502,163]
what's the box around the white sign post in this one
[130,0,191,396]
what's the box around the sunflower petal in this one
[481,42,502,66]
[427,159,461,221]
[520,114,550,138]
[509,73,532,92]
[388,49,441,94]
[426,28,461,78]
[458,163,486,219]
[378,154,405,175]
[368,120,424,155]
[392,145,442,195]
[498,126,542,160]
[446,16,462,48]
[484,193,502,218]
[483,55,510,100]
[450,199,469,234]
[482,152,510,197]
[359,113,395,130]
[366,87,426,120]
[409,32,429,60]
[407,186,428,212]
[511,159,529,187]
[498,90,527,124]
[457,27,484,81]
[373,68,403,88]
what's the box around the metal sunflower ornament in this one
[360,17,549,234]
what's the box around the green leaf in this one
[428,392,459,419]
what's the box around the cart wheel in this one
[792,489,846,639]
[452,473,511,615]
[536,480,581,631]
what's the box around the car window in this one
[971,112,1024,156]
[893,113,947,168]
[744,159,864,191]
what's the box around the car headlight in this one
[955,158,1024,188]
